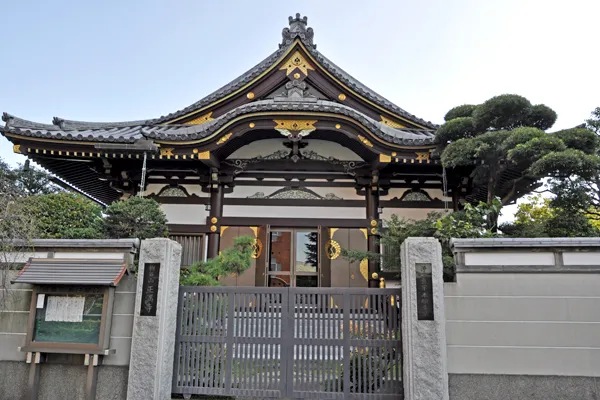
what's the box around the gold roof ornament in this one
[380,115,407,129]
[279,50,315,76]
[184,112,214,125]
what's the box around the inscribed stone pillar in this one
[401,237,449,400]
[127,238,182,400]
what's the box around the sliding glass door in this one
[268,229,319,287]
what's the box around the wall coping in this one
[451,238,600,250]
[5,238,140,251]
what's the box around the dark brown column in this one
[207,183,224,259]
[366,185,381,288]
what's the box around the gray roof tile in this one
[12,258,128,286]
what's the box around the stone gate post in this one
[401,237,449,400]
[127,238,182,400]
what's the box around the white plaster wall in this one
[223,205,362,219]
[444,270,600,376]
[228,185,362,200]
[161,204,207,225]
[227,139,362,161]
[563,252,600,265]
[464,252,555,266]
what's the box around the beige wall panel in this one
[446,274,600,297]
[0,333,27,361]
[161,204,207,225]
[447,321,600,348]
[447,346,600,376]
[53,252,124,260]
[563,252,600,265]
[464,252,555,266]
[330,229,350,288]
[218,227,240,287]
[348,229,368,288]
[236,227,257,287]
[224,205,360,219]
[445,296,600,322]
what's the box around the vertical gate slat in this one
[208,292,216,388]
[172,288,184,390]
[343,292,351,397]
[224,291,234,395]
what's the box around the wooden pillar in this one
[26,352,42,400]
[207,183,224,259]
[366,185,381,288]
[84,354,99,400]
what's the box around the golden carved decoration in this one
[160,148,174,157]
[325,240,341,260]
[335,124,341,129]
[358,135,374,148]
[279,50,315,76]
[390,296,395,306]
[250,226,259,237]
[249,122,256,128]
[338,94,346,101]
[193,148,199,153]
[392,152,397,157]
[210,225,217,232]
[211,217,218,224]
[251,238,263,259]
[351,273,355,280]
[196,151,210,160]
[247,92,255,99]
[415,152,430,161]
[329,228,338,237]
[13,145,21,153]
[370,220,377,227]
[185,112,214,125]
[293,72,301,79]
[372,272,379,280]
[220,226,229,236]
[274,120,317,131]
[360,259,368,281]
[370,228,377,235]
[379,277,386,288]
[216,133,232,145]
[380,115,406,129]
[379,154,392,163]
[360,228,368,240]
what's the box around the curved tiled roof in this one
[2,100,435,146]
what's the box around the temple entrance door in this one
[267,229,319,287]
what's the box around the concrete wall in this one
[0,240,138,400]
[446,238,600,400]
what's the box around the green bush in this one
[103,196,168,239]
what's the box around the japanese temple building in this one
[1,15,474,288]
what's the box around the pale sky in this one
[1,0,598,219]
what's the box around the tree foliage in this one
[18,192,104,239]
[103,197,168,240]
[438,94,596,228]
[587,107,600,134]
[500,195,600,238]
[180,236,255,286]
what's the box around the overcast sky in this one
[1,0,598,218]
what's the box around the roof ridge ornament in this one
[280,13,315,49]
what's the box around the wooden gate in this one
[172,286,403,399]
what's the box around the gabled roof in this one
[1,14,436,142]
